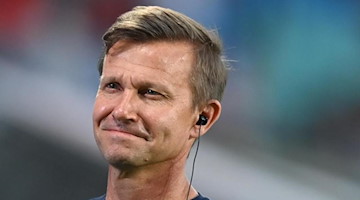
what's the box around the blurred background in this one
[1,0,359,199]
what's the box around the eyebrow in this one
[99,76,118,84]
[133,79,172,97]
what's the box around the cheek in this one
[93,97,113,126]
[151,108,193,139]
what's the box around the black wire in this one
[186,126,201,200]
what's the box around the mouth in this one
[100,125,150,141]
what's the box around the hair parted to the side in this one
[98,6,229,107]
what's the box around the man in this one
[91,6,228,200]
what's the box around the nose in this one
[112,90,140,123]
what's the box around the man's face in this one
[93,40,199,168]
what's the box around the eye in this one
[139,88,164,100]
[145,89,161,96]
[104,82,121,91]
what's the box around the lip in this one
[100,126,150,141]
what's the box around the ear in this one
[190,99,222,138]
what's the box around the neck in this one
[105,151,198,200]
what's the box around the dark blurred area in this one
[0,122,107,199]
[1,0,359,199]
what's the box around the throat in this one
[106,161,192,200]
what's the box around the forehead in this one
[104,40,195,80]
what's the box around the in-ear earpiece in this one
[196,115,208,125]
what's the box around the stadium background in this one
[1,0,359,199]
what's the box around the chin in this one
[103,148,147,169]
[107,157,132,169]
[103,151,131,168]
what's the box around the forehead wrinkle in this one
[107,40,196,76]
[104,41,196,93]
[102,62,174,88]
[106,55,173,80]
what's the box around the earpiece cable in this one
[186,125,201,200]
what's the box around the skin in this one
[93,40,221,200]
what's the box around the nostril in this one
[111,112,137,124]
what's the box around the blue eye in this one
[146,89,161,95]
